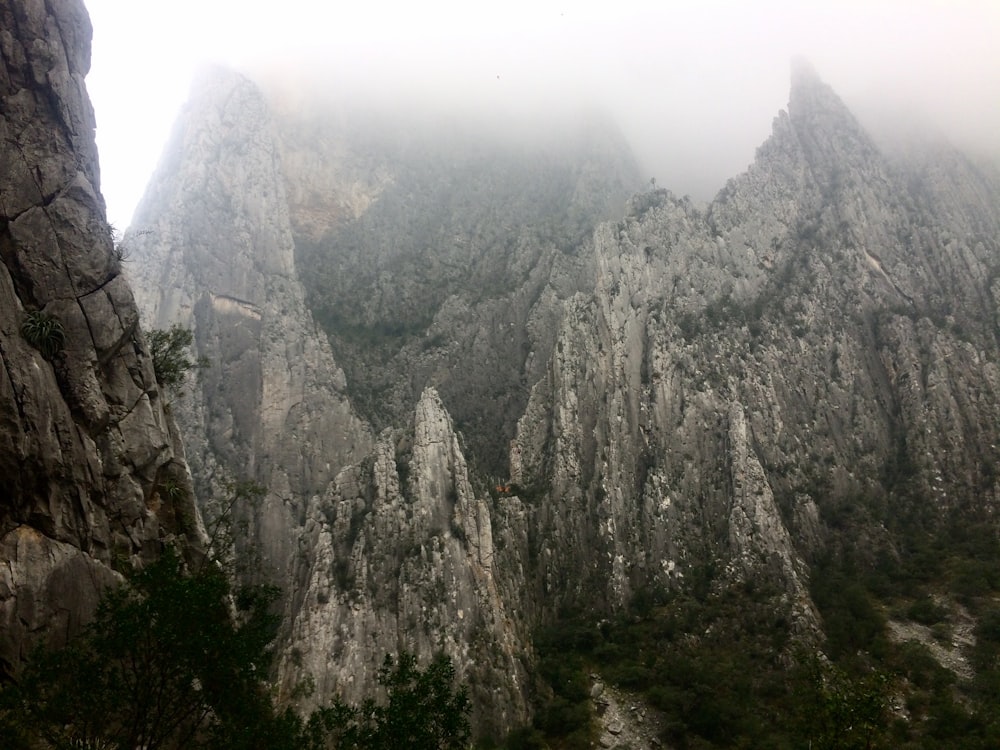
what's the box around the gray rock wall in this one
[125,67,639,733]
[510,63,1000,625]
[280,389,529,732]
[0,0,201,679]
[126,69,373,590]
[124,58,1000,736]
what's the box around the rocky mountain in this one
[126,66,643,733]
[0,0,202,681]
[125,69,374,600]
[125,59,1000,741]
[512,60,1000,619]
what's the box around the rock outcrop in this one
[126,68,373,590]
[10,0,1000,739]
[0,0,201,680]
[125,58,1000,737]
[126,66,640,731]
[281,388,529,732]
[510,62,1000,624]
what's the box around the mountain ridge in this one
[124,62,1000,740]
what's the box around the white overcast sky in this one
[83,0,1000,230]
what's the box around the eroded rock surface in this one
[280,389,529,732]
[126,69,374,590]
[125,59,1000,735]
[0,0,200,679]
[126,67,639,732]
[510,63,1000,627]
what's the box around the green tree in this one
[0,549,471,749]
[202,479,268,575]
[798,656,891,750]
[0,467,471,750]
[147,324,206,392]
[308,651,471,750]
[0,548,296,749]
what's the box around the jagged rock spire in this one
[786,57,876,169]
[789,56,821,90]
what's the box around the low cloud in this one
[85,0,1000,224]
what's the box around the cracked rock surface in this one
[124,59,1000,736]
[0,0,201,679]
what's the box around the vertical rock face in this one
[126,58,1000,736]
[126,67,643,734]
[511,62,1000,626]
[126,69,374,588]
[0,0,201,680]
[282,388,529,732]
[282,102,641,474]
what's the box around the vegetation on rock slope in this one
[292,116,640,475]
[0,547,471,750]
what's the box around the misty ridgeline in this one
[4,2,1000,746]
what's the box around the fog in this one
[83,0,1000,229]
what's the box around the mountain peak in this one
[783,58,878,172]
[789,56,821,89]
[788,57,848,115]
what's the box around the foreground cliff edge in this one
[0,0,202,679]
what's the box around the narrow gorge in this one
[4,0,1000,745]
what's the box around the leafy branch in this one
[147,324,207,393]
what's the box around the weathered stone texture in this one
[126,59,1000,733]
[0,0,200,679]
[509,62,1000,625]
[126,68,374,593]
[279,390,529,733]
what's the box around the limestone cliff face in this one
[511,62,1000,625]
[126,67,641,732]
[276,105,640,475]
[281,103,642,474]
[281,388,529,732]
[127,59,1000,733]
[0,0,201,680]
[126,69,374,588]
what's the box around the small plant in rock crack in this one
[147,324,207,392]
[109,225,152,265]
[158,478,185,501]
[20,310,65,358]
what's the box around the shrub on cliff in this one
[0,548,294,749]
[305,651,471,750]
[20,309,65,358]
[148,324,206,392]
[0,546,470,749]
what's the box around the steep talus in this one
[0,0,201,680]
